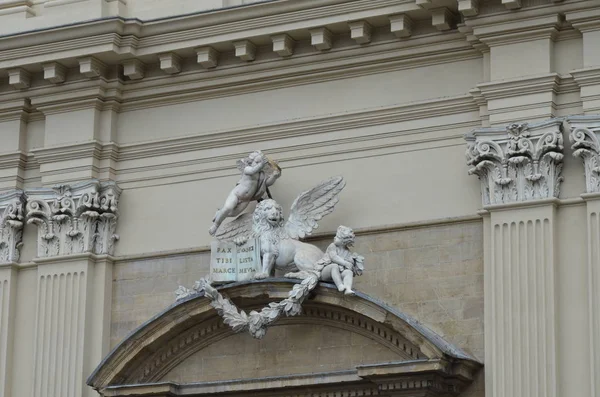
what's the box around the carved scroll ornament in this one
[26,180,121,257]
[0,190,26,263]
[568,115,600,193]
[465,119,564,205]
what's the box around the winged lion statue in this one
[214,176,346,279]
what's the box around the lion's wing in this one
[285,176,346,239]
[214,212,253,241]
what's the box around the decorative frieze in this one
[123,59,145,80]
[42,62,67,84]
[0,190,25,263]
[7,68,30,89]
[389,14,412,38]
[78,56,106,78]
[431,8,453,31]
[568,115,600,193]
[271,34,295,57]
[158,52,181,74]
[26,180,121,257]
[233,40,256,61]
[458,0,478,17]
[309,27,332,51]
[196,46,219,68]
[465,119,564,206]
[348,20,371,45]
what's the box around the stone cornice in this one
[475,73,562,100]
[0,98,31,122]
[99,358,478,397]
[0,32,479,113]
[567,115,600,193]
[571,67,600,87]
[565,7,600,33]
[0,151,27,171]
[465,118,565,206]
[30,141,107,165]
[0,0,420,69]
[458,1,597,51]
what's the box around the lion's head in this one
[253,199,285,234]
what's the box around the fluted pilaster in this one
[466,118,562,397]
[567,115,600,397]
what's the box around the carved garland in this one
[176,272,321,340]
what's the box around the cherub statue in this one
[315,226,364,295]
[209,150,281,236]
[214,177,346,279]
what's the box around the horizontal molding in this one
[0,0,423,70]
[118,35,480,112]
[0,31,481,114]
[17,95,479,187]
[21,94,478,165]
[117,95,478,160]
[476,73,564,100]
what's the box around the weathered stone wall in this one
[111,219,484,395]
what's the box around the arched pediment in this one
[88,280,481,396]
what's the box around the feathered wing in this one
[214,212,253,241]
[285,176,346,239]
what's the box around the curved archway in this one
[88,280,481,396]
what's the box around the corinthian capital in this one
[465,118,565,206]
[567,115,600,194]
[0,190,26,263]
[26,180,121,258]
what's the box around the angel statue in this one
[209,150,281,236]
[315,226,364,296]
[214,176,346,279]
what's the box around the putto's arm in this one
[326,244,353,269]
[244,156,266,175]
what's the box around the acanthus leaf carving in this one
[567,115,600,194]
[465,119,564,206]
[0,190,26,263]
[25,180,121,257]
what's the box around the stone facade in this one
[1,1,599,397]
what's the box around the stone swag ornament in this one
[176,151,365,339]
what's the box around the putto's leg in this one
[209,195,240,235]
[342,269,355,295]
[331,266,345,292]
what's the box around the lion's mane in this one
[253,199,286,247]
